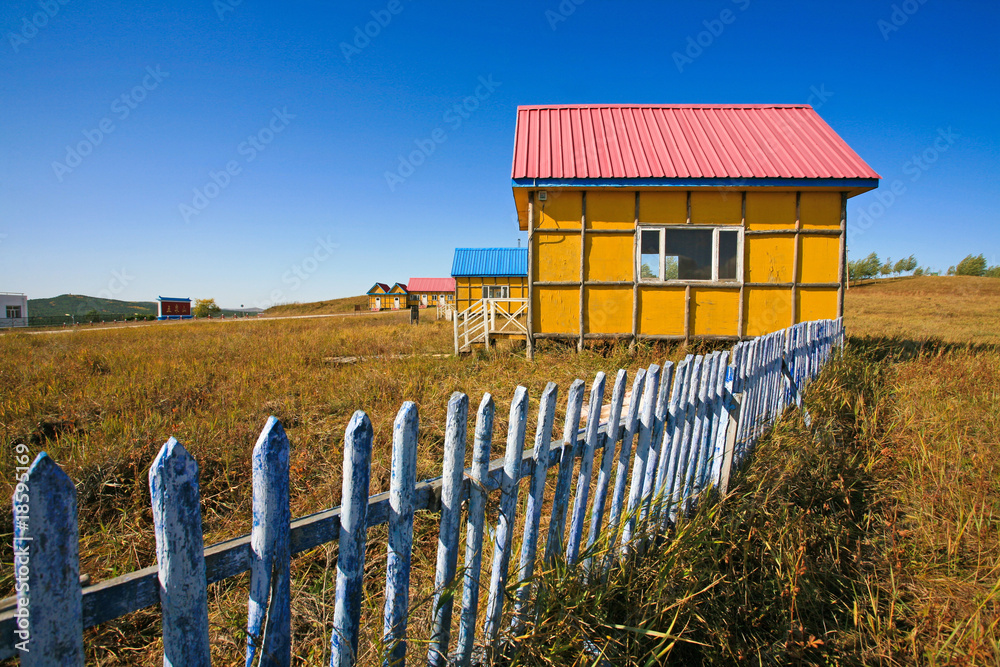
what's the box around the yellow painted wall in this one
[639,191,686,224]
[745,235,794,283]
[455,276,527,313]
[638,287,686,336]
[534,286,578,335]
[537,192,582,230]
[746,192,796,230]
[691,289,739,336]
[586,191,634,229]
[535,232,581,282]
[800,192,842,230]
[745,287,792,337]
[690,191,741,225]
[798,235,840,283]
[584,286,632,334]
[797,288,838,322]
[584,234,633,282]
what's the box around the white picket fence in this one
[2,319,844,665]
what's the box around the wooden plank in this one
[686,353,716,512]
[684,285,691,346]
[584,369,628,572]
[565,372,607,565]
[686,190,692,224]
[428,393,469,666]
[456,394,495,667]
[621,364,661,552]
[579,191,586,352]
[527,192,535,360]
[512,382,559,633]
[744,228,843,236]
[653,356,690,530]
[669,355,702,523]
[483,387,529,646]
[791,191,801,327]
[706,351,731,490]
[717,346,743,495]
[14,453,83,665]
[639,282,742,290]
[544,379,586,564]
[246,417,291,667]
[641,361,674,527]
[838,192,847,317]
[382,402,419,666]
[149,439,210,667]
[331,412,373,667]
[632,191,640,349]
[604,368,647,567]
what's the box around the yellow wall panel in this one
[691,191,741,225]
[638,287,686,336]
[586,191,634,229]
[800,192,842,230]
[691,289,739,336]
[584,286,632,334]
[639,191,686,224]
[746,235,794,283]
[745,287,791,336]
[535,286,578,335]
[798,235,840,283]
[797,288,838,322]
[535,233,580,282]
[537,191,582,230]
[745,192,796,230]
[584,234,634,282]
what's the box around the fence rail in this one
[2,318,844,665]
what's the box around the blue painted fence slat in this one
[382,402,419,666]
[654,357,690,530]
[544,379,586,565]
[565,372,606,565]
[428,393,470,666]
[456,394,495,667]
[483,387,528,647]
[641,361,673,529]
[604,368,646,567]
[150,439,211,667]
[14,452,84,666]
[511,382,558,634]
[331,412,374,667]
[584,368,628,572]
[622,364,660,551]
[670,355,702,522]
[247,416,291,667]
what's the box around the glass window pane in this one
[719,230,739,280]
[640,229,660,280]
[664,228,712,280]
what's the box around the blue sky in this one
[1,0,997,308]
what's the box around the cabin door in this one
[375,297,381,310]
[421,294,428,307]
[394,296,400,309]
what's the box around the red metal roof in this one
[511,105,880,181]
[406,277,456,293]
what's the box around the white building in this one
[0,293,28,328]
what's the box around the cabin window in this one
[638,226,742,282]
[482,285,509,299]
[6,306,21,319]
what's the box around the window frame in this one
[636,224,744,284]
[481,285,509,299]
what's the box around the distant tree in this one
[193,298,222,318]
[664,256,679,280]
[913,266,924,276]
[892,257,906,276]
[84,309,100,323]
[947,266,956,276]
[640,264,656,279]
[985,265,1000,278]
[848,252,881,283]
[880,258,893,278]
[955,254,987,277]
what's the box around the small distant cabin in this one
[367,282,409,311]
[0,292,28,328]
[406,277,456,308]
[157,296,192,320]
[452,248,528,350]
[510,104,880,355]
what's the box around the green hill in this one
[29,294,158,317]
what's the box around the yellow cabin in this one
[367,282,408,311]
[510,104,881,355]
[452,248,529,350]
[405,277,456,309]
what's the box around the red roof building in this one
[406,277,455,308]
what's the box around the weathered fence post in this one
[565,372,607,565]
[640,361,673,529]
[544,378,586,565]
[604,368,646,564]
[483,387,528,648]
[654,356,690,530]
[149,439,211,667]
[247,417,291,667]
[670,355,702,523]
[331,412,374,667]
[13,452,84,665]
[456,394,495,667]
[511,382,558,634]
[383,402,419,666]
[622,364,660,551]
[428,393,469,666]
[584,369,627,573]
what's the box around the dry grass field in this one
[1,276,998,665]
